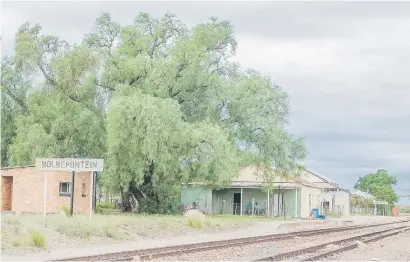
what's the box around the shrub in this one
[61,204,71,217]
[29,229,45,248]
[184,209,206,229]
[12,239,22,247]
[103,226,126,239]
[97,202,117,209]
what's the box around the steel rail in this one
[254,225,409,261]
[300,227,410,261]
[55,219,410,261]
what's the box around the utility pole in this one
[70,170,75,216]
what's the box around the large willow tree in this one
[1,13,306,213]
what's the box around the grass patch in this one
[12,239,23,247]
[97,202,117,209]
[1,212,273,254]
[29,229,46,248]
[184,209,206,229]
[96,202,120,215]
[399,205,410,214]
[61,204,71,217]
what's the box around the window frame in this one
[59,182,71,197]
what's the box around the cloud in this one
[2,1,410,203]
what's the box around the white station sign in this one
[36,158,104,172]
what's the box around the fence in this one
[322,205,345,217]
[350,206,374,216]
[208,198,288,217]
[350,204,393,216]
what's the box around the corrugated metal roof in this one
[188,166,322,188]
[291,177,322,188]
[304,168,349,191]
[305,168,336,184]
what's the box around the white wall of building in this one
[300,185,322,218]
[300,169,350,217]
[322,191,350,216]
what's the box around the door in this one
[1,176,13,211]
[233,193,241,215]
[273,193,283,216]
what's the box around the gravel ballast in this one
[154,224,407,261]
[329,229,410,261]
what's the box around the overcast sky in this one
[1,1,409,203]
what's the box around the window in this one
[81,183,86,197]
[59,182,71,196]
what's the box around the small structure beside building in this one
[1,166,94,214]
[350,190,390,216]
[181,166,350,218]
[301,169,350,217]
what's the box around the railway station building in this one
[1,166,94,214]
[181,166,350,218]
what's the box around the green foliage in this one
[350,195,374,208]
[61,204,71,217]
[97,202,116,209]
[96,202,119,214]
[105,86,238,193]
[1,57,30,167]
[29,229,46,248]
[2,12,306,214]
[9,90,106,165]
[354,169,398,204]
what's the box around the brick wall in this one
[1,166,92,214]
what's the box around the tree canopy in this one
[354,169,398,204]
[1,12,306,213]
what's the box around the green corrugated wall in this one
[181,185,212,213]
[181,185,301,217]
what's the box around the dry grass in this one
[1,212,265,256]
[61,204,71,217]
[29,230,46,248]
[184,209,206,229]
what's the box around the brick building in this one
[1,166,94,214]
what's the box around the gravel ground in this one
[329,229,410,261]
[153,224,406,261]
[0,213,275,257]
[2,216,407,261]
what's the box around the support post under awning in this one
[240,188,243,216]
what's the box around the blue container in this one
[319,215,326,220]
[312,208,319,218]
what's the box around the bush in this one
[97,202,117,209]
[29,230,45,248]
[184,209,206,229]
[129,179,181,214]
[61,204,71,217]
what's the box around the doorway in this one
[233,192,241,215]
[273,193,283,216]
[1,176,13,211]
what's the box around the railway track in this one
[254,225,410,261]
[55,219,410,261]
